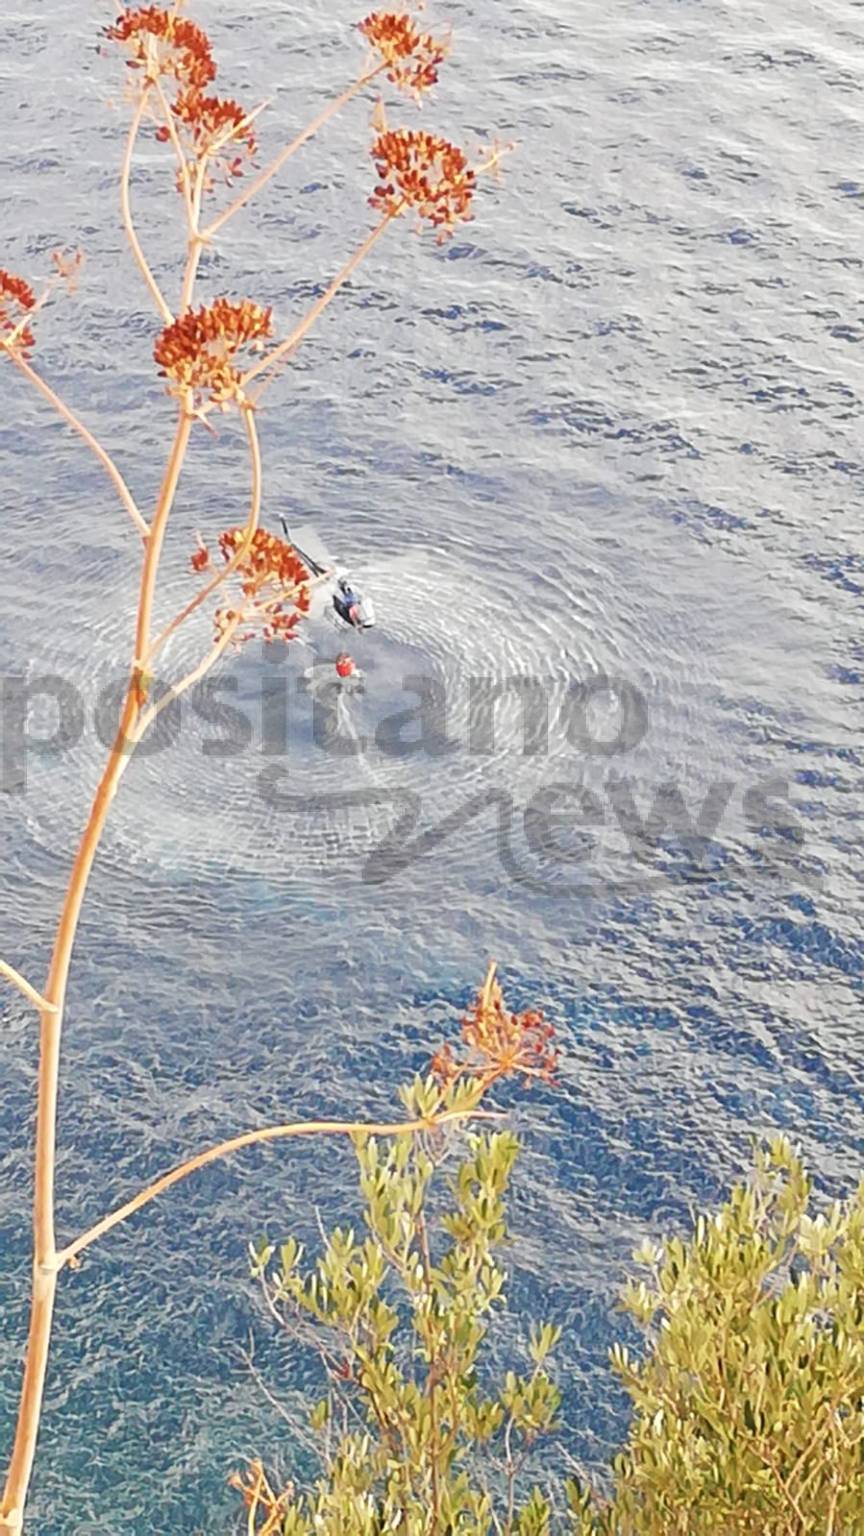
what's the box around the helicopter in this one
[279,516,376,631]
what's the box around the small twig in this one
[135,568,323,741]
[202,67,385,241]
[120,86,173,323]
[754,1440,810,1530]
[418,1208,443,1534]
[241,213,397,400]
[9,353,149,540]
[474,143,516,180]
[7,266,70,345]
[178,160,209,315]
[257,1274,291,1340]
[259,1273,366,1443]
[140,560,330,726]
[237,1340,295,1431]
[145,403,264,665]
[313,1204,329,1251]
[825,1412,841,1534]
[56,1107,500,1268]
[152,74,193,227]
[133,609,244,739]
[485,1475,505,1536]
[0,964,56,1017]
[210,99,270,159]
[246,1468,260,1536]
[503,1414,517,1536]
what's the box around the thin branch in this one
[134,405,194,664]
[178,159,209,314]
[241,213,396,399]
[152,75,193,228]
[247,1471,261,1536]
[9,354,149,540]
[121,87,173,324]
[9,267,70,341]
[201,66,385,241]
[237,1340,295,1432]
[56,1107,500,1269]
[134,609,243,739]
[257,1275,367,1443]
[825,1403,847,1535]
[474,143,516,180]
[144,403,264,665]
[503,1414,517,1536]
[417,1210,442,1530]
[753,1441,810,1531]
[0,964,56,1017]
[485,1476,505,1536]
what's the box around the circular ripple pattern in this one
[21,533,780,894]
[4,0,863,1528]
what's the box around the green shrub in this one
[239,1074,563,1535]
[240,1130,864,1536]
[573,1136,864,1536]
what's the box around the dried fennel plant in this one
[0,6,511,1530]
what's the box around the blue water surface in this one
[1,0,863,1528]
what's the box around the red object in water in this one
[335,652,356,679]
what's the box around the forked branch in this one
[145,403,264,664]
[0,964,56,1017]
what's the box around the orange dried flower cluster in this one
[371,129,475,236]
[359,10,447,96]
[203,528,312,645]
[228,1460,291,1535]
[431,967,559,1089]
[0,269,36,356]
[106,6,215,89]
[158,89,257,185]
[154,298,272,404]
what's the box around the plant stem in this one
[140,579,331,745]
[202,68,384,241]
[134,607,244,738]
[10,355,149,541]
[0,405,194,1534]
[503,1415,517,1536]
[152,75,193,228]
[179,162,208,314]
[241,214,396,397]
[135,408,193,662]
[145,403,263,664]
[121,87,173,324]
[0,705,145,1531]
[131,408,269,731]
[57,1108,497,1269]
[417,1210,442,1532]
